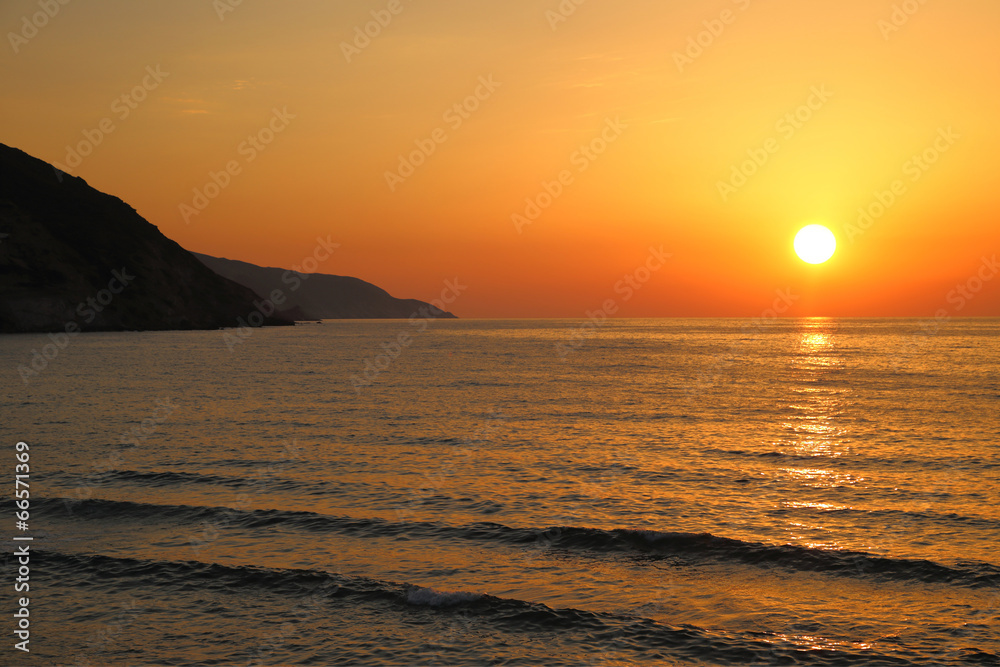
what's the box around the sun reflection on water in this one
[779,324,851,457]
[772,321,859,546]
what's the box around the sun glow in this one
[794,225,837,265]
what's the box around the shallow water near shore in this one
[2,318,998,665]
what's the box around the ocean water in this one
[2,318,999,666]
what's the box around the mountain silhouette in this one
[0,143,292,333]
[192,252,458,320]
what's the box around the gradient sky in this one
[3,0,999,317]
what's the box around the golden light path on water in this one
[774,320,863,551]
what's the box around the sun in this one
[794,224,837,265]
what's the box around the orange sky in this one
[3,0,999,317]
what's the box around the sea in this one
[1,318,998,666]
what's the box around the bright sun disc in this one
[794,225,837,264]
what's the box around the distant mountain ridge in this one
[192,252,457,320]
[0,143,292,333]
